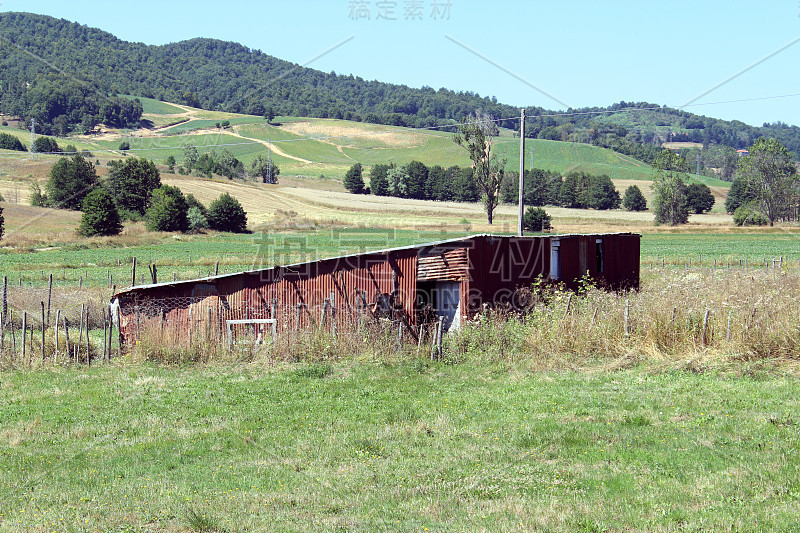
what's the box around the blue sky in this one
[3,0,800,126]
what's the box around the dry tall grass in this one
[116,268,800,373]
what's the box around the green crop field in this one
[2,362,799,531]
[1,229,797,290]
[122,95,185,116]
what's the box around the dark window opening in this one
[595,239,604,273]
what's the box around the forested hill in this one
[1,11,799,162]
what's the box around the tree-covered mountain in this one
[1,12,799,165]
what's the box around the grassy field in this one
[1,359,799,532]
[3,101,729,183]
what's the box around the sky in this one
[2,0,800,127]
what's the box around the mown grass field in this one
[1,359,799,532]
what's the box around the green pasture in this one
[0,230,797,289]
[1,362,798,531]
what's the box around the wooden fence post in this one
[624,299,630,337]
[437,317,444,359]
[726,311,732,342]
[54,309,60,364]
[320,299,329,332]
[330,292,337,339]
[40,301,45,363]
[85,305,90,367]
[702,309,710,345]
[47,274,53,324]
[78,304,85,365]
[63,315,70,364]
[131,257,137,287]
[21,311,27,365]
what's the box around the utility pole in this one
[518,108,526,237]
[696,151,701,181]
[29,118,37,157]
[267,138,273,184]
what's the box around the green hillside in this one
[2,109,732,187]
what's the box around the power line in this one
[2,91,799,159]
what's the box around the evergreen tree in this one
[523,207,552,232]
[724,177,755,214]
[32,136,60,154]
[426,165,452,201]
[622,185,647,211]
[588,174,621,210]
[0,132,25,152]
[404,160,428,199]
[343,163,365,194]
[78,188,122,236]
[369,164,390,196]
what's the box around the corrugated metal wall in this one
[466,236,550,314]
[117,234,640,346]
[119,249,418,346]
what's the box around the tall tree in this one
[45,154,98,210]
[453,111,507,224]
[105,157,161,216]
[404,160,428,199]
[387,167,410,198]
[735,138,798,226]
[145,185,189,232]
[651,150,690,226]
[183,144,199,173]
[79,188,122,237]
[343,163,365,194]
[369,164,391,196]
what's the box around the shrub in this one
[187,206,209,232]
[32,136,60,154]
[78,188,122,237]
[622,185,647,211]
[119,141,130,151]
[29,183,47,207]
[685,183,715,214]
[207,193,248,233]
[523,207,552,232]
[733,206,768,226]
[0,132,25,152]
[145,185,189,232]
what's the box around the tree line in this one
[33,154,248,236]
[651,138,798,227]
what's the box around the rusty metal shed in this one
[113,233,639,346]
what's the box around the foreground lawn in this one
[1,361,799,532]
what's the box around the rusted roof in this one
[113,232,640,298]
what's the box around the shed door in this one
[435,282,461,332]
